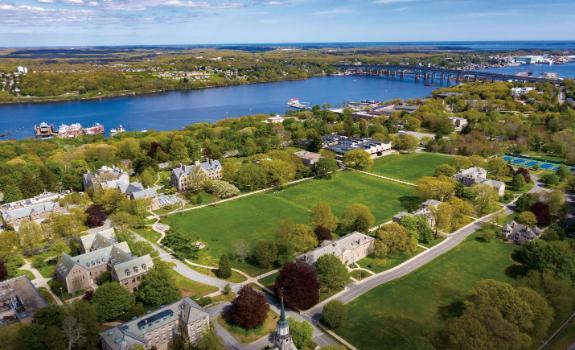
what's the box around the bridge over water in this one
[337,65,558,84]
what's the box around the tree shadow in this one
[438,300,465,321]
[371,316,432,349]
[399,196,421,212]
[505,264,529,279]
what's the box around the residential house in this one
[56,230,153,293]
[171,160,222,192]
[502,221,542,244]
[294,150,322,166]
[393,199,441,228]
[0,276,47,325]
[454,167,506,197]
[100,298,210,350]
[0,192,67,230]
[83,166,130,192]
[297,232,375,266]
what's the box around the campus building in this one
[323,134,393,159]
[297,231,375,266]
[171,160,222,192]
[83,165,130,192]
[394,199,442,228]
[294,150,322,166]
[0,191,68,231]
[273,297,297,350]
[100,298,210,350]
[56,229,153,293]
[0,276,47,325]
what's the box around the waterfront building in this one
[0,276,47,325]
[171,160,222,192]
[297,231,375,266]
[100,298,210,350]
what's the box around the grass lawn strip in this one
[370,153,454,183]
[218,310,278,343]
[336,233,518,349]
[165,268,218,298]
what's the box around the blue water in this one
[483,61,575,78]
[0,76,441,140]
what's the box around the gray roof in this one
[298,231,375,264]
[130,188,157,200]
[2,201,59,222]
[113,255,154,281]
[57,242,131,278]
[0,276,47,321]
[100,298,208,349]
[172,160,222,179]
[80,227,116,252]
[482,179,506,188]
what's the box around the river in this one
[1,62,575,140]
[0,76,442,140]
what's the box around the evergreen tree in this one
[217,254,232,279]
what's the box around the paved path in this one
[131,230,236,290]
[21,261,63,305]
[354,169,416,187]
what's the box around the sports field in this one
[370,153,454,183]
[335,233,518,349]
[163,171,415,275]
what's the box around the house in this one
[393,199,441,228]
[503,221,542,244]
[449,117,468,133]
[0,192,67,230]
[56,230,153,293]
[511,87,536,98]
[83,166,130,192]
[297,232,375,266]
[454,167,488,186]
[100,298,210,350]
[171,160,222,192]
[0,276,47,325]
[294,150,322,166]
[266,115,285,124]
[482,179,506,197]
[323,135,393,159]
[454,167,506,197]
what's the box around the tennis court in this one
[502,155,568,172]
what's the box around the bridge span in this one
[337,65,558,84]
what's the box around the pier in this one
[337,65,559,83]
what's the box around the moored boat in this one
[34,122,55,139]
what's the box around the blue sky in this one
[0,0,573,46]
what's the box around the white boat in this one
[287,98,310,110]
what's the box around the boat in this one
[58,123,83,138]
[287,98,310,110]
[110,125,126,137]
[84,123,105,136]
[34,122,55,139]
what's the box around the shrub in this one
[322,300,347,329]
[204,180,240,199]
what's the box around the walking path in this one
[21,261,63,305]
[353,169,416,187]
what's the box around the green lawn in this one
[357,246,426,274]
[133,227,162,243]
[166,268,218,298]
[258,272,279,290]
[336,233,519,349]
[164,171,415,275]
[370,153,453,183]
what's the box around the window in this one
[125,269,130,276]
[134,266,139,273]
[142,264,147,270]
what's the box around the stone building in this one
[0,191,67,230]
[0,276,47,325]
[503,221,542,244]
[83,165,130,192]
[297,231,375,266]
[100,298,210,350]
[171,160,222,192]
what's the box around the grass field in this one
[219,310,278,343]
[335,233,519,349]
[164,171,415,275]
[370,153,453,183]
[166,268,218,298]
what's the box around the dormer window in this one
[142,264,147,270]
[134,266,139,273]
[125,269,130,276]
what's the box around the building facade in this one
[503,221,542,244]
[454,167,506,197]
[171,160,222,192]
[0,191,67,230]
[297,232,375,266]
[323,134,393,159]
[83,166,130,192]
[100,298,210,350]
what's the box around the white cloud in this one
[313,8,355,16]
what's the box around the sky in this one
[0,0,574,47]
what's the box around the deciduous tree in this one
[275,262,320,310]
[228,286,269,329]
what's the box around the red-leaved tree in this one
[531,202,551,226]
[275,261,320,311]
[314,226,333,242]
[515,168,532,183]
[85,204,107,228]
[0,260,7,281]
[228,286,269,329]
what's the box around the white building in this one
[266,115,285,124]
[511,87,536,98]
[16,66,28,74]
[83,166,130,192]
[454,167,506,197]
[323,135,393,159]
[297,232,375,266]
[449,117,468,133]
[294,150,322,166]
